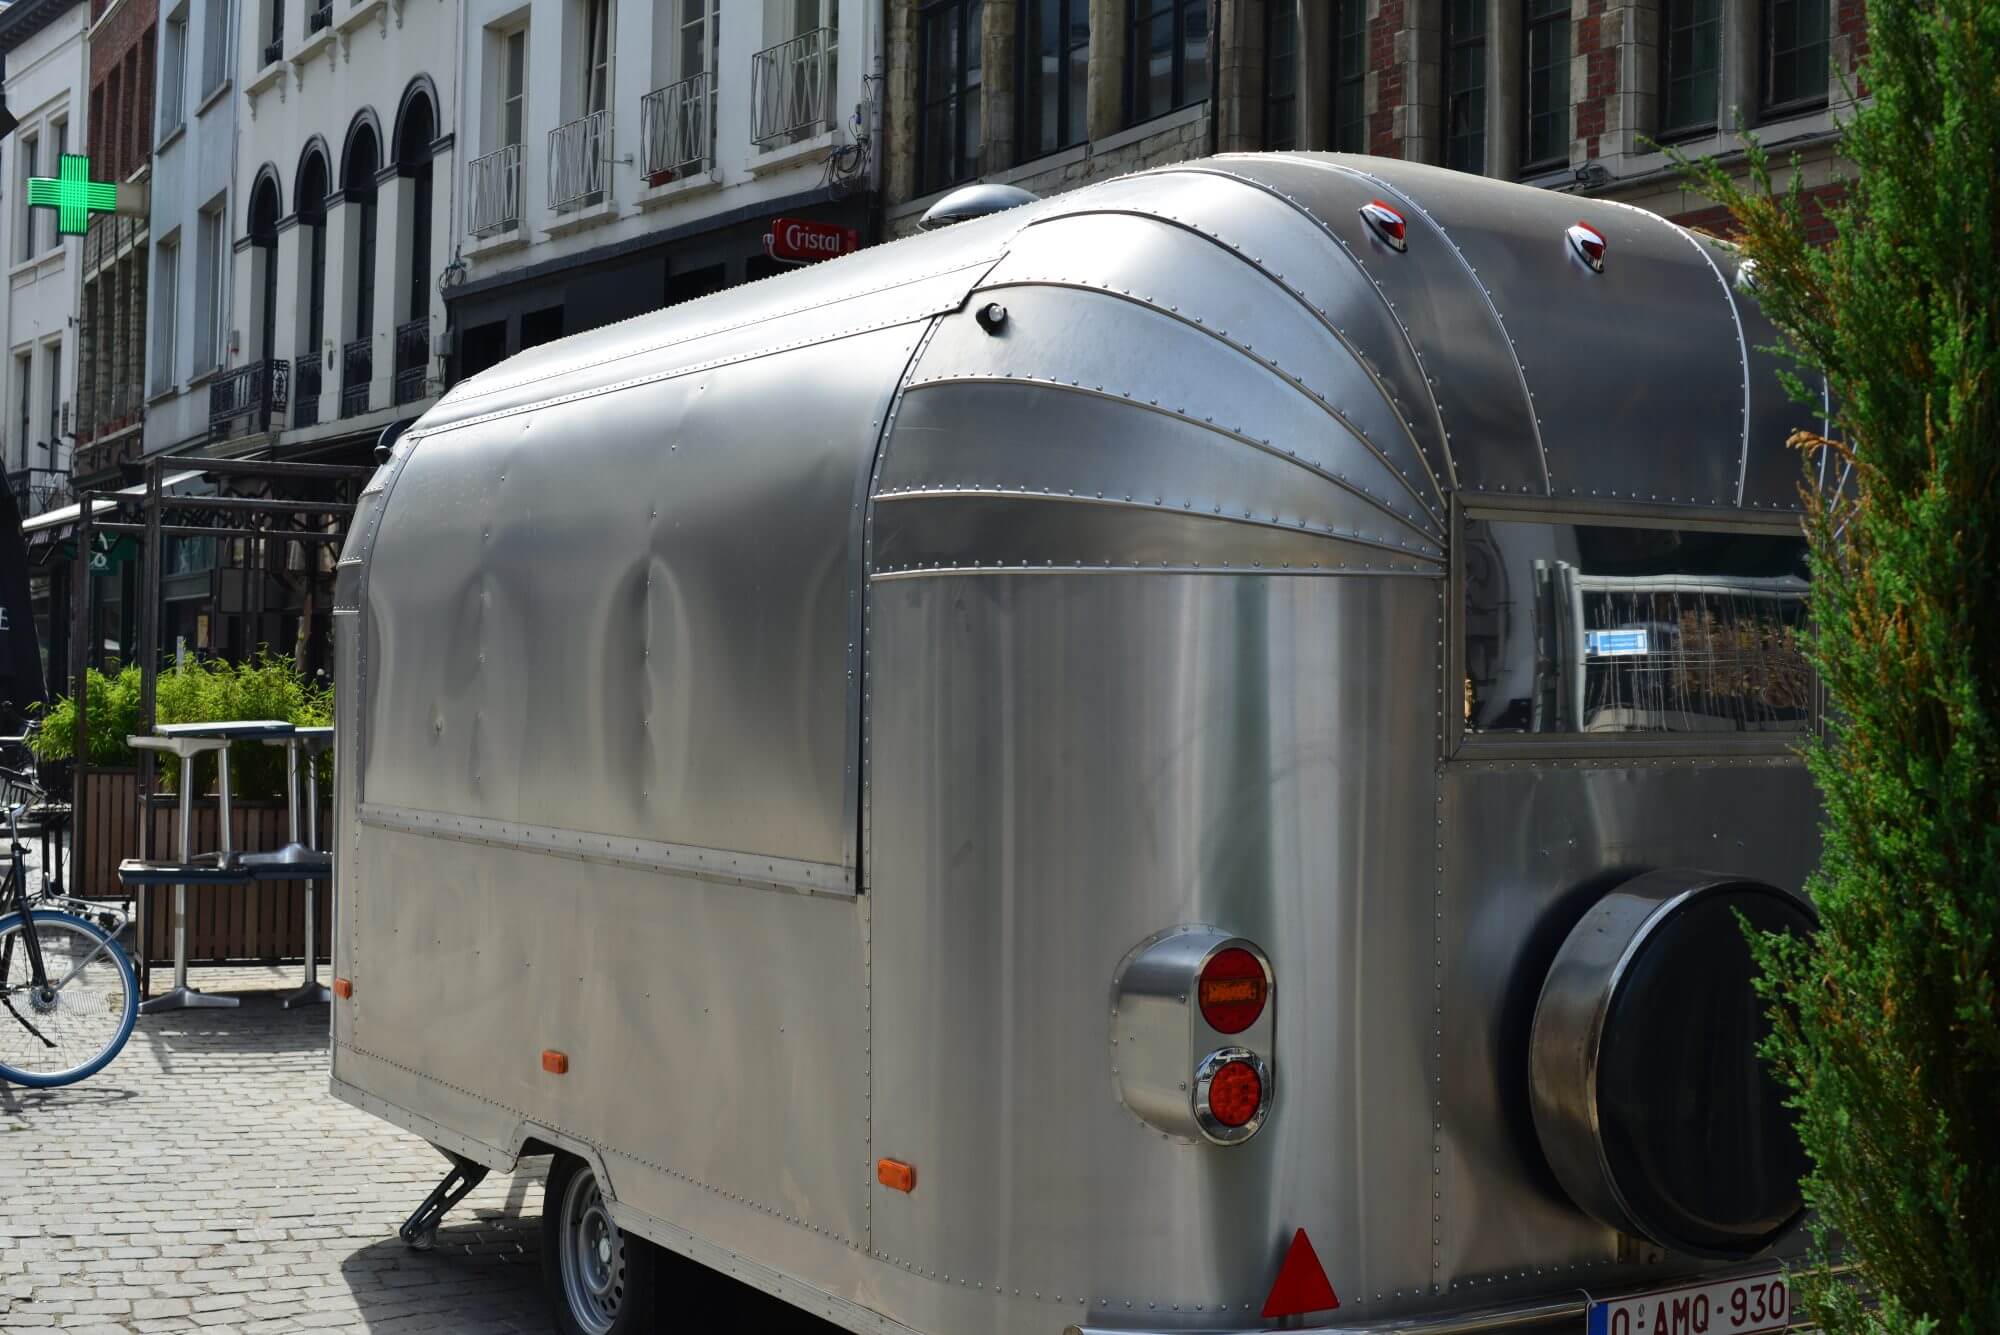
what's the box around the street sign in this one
[765,216,859,263]
[26,154,119,237]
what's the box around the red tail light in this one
[1207,1060,1263,1128]
[1199,946,1269,1034]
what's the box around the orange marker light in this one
[876,1158,915,1193]
[541,1050,569,1075]
[332,977,353,999]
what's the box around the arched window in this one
[396,84,436,326]
[247,173,282,365]
[341,121,380,417]
[294,146,331,426]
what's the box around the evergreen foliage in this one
[30,656,333,800]
[1675,2,1998,1330]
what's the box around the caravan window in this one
[1461,516,1812,737]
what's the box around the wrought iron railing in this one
[340,339,372,418]
[469,144,522,236]
[752,26,837,147]
[208,360,289,443]
[547,110,611,212]
[262,6,283,67]
[293,355,323,429]
[5,467,70,519]
[308,0,331,31]
[641,70,714,184]
[394,319,430,405]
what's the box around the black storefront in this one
[444,188,872,386]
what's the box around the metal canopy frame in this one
[66,455,373,988]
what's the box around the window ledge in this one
[541,197,619,238]
[196,79,232,118]
[635,167,723,211]
[155,121,188,154]
[1091,102,1206,158]
[748,129,835,177]
[146,384,181,407]
[187,364,225,389]
[337,0,384,36]
[245,59,285,97]
[289,23,335,62]
[465,226,529,259]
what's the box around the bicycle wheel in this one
[0,910,138,1087]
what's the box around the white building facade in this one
[144,0,240,455]
[444,0,879,379]
[0,0,89,518]
[225,0,457,457]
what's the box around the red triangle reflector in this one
[1261,1228,1340,1318]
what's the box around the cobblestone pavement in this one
[0,840,840,1334]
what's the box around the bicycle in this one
[0,751,139,1087]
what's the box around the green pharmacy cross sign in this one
[26,154,120,237]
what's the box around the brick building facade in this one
[883,0,1865,235]
[71,0,156,489]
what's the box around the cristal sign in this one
[26,154,120,237]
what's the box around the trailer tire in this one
[541,1153,657,1335]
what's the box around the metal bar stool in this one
[249,727,333,1007]
[124,733,243,1013]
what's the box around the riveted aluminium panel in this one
[985,210,1446,529]
[1028,169,1455,495]
[867,572,1442,1323]
[361,322,925,874]
[341,822,869,1247]
[888,284,1443,567]
[1720,238,1823,513]
[876,381,1440,562]
[1434,759,1818,1297]
[1184,157,1547,498]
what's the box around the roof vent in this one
[917,183,1039,231]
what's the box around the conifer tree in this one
[1676,3,1997,1329]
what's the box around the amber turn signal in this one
[332,977,353,999]
[876,1158,915,1193]
[541,1050,569,1075]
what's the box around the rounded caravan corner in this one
[336,153,1826,1335]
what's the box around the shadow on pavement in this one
[336,1211,844,1334]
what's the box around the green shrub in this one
[1675,2,1999,1330]
[30,655,334,800]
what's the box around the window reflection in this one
[1462,518,1812,736]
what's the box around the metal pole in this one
[282,736,329,1008]
[139,460,162,867]
[216,746,234,859]
[70,500,90,896]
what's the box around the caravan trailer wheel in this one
[541,1154,657,1335]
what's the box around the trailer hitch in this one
[398,1150,489,1251]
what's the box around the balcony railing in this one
[208,360,289,443]
[547,110,611,213]
[469,144,522,236]
[340,339,372,418]
[752,26,837,148]
[262,10,283,66]
[308,0,331,32]
[641,70,715,184]
[6,467,71,520]
[394,319,430,405]
[293,354,323,429]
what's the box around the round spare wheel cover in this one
[1529,869,1815,1258]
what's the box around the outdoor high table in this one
[120,720,296,1013]
[248,726,333,1008]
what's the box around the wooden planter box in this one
[73,767,332,987]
